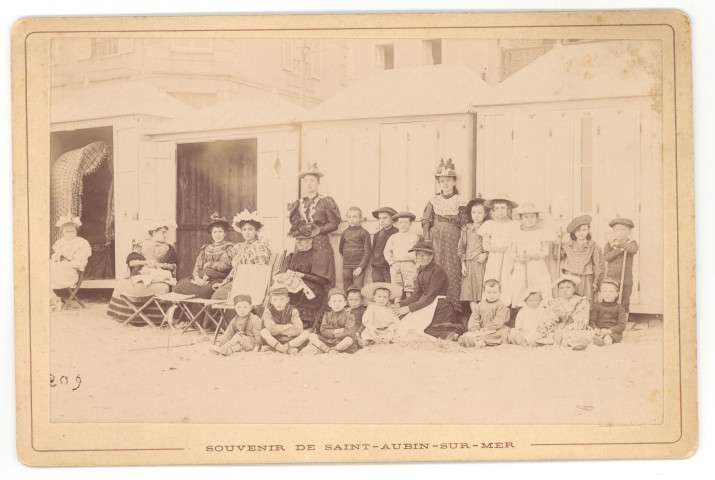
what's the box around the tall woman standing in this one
[288,163,341,288]
[421,159,467,311]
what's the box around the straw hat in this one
[232,209,264,231]
[484,193,519,209]
[372,207,397,219]
[552,274,582,289]
[566,215,592,234]
[361,282,403,301]
[434,158,458,177]
[520,288,544,303]
[298,162,325,178]
[206,212,230,233]
[513,203,543,219]
[608,217,635,229]
[391,211,416,222]
[146,220,175,234]
[55,213,82,229]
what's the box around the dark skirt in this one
[106,279,169,326]
[423,299,465,339]
[312,234,336,288]
[173,278,220,299]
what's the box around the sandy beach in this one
[50,299,663,426]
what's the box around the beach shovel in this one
[618,251,628,305]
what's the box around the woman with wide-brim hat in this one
[174,212,234,299]
[506,203,554,307]
[478,192,521,304]
[211,209,272,303]
[50,213,93,310]
[421,158,468,311]
[273,223,331,331]
[390,239,466,341]
[288,163,341,288]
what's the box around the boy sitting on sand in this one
[260,284,310,355]
[359,282,403,346]
[309,288,357,354]
[209,294,262,356]
[458,279,510,348]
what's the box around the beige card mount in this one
[13,10,695,465]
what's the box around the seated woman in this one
[106,222,178,326]
[390,239,466,341]
[211,210,272,301]
[50,214,92,310]
[273,224,330,332]
[541,274,594,350]
[174,213,233,299]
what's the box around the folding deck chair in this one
[60,271,86,310]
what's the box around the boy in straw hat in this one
[384,211,419,296]
[50,213,92,310]
[603,217,639,313]
[210,294,262,356]
[359,282,403,345]
[309,288,357,354]
[260,284,310,355]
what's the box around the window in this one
[91,38,119,57]
[375,44,394,70]
[579,117,593,213]
[170,39,213,53]
[282,39,295,71]
[422,39,442,65]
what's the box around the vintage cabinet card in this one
[12,10,696,465]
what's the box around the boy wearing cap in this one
[370,207,399,283]
[210,294,262,356]
[309,288,357,353]
[339,207,372,290]
[589,279,628,345]
[383,211,419,296]
[603,218,639,312]
[346,285,367,338]
[260,285,310,354]
[360,283,403,345]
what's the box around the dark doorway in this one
[50,127,115,280]
[176,139,258,279]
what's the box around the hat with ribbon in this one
[552,274,582,289]
[513,202,543,219]
[409,239,436,254]
[391,211,416,222]
[484,193,519,210]
[55,213,82,229]
[361,282,403,302]
[298,162,325,178]
[288,223,321,239]
[372,207,397,219]
[206,212,230,233]
[434,158,457,177]
[232,209,264,231]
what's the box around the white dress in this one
[50,235,92,289]
[478,219,520,304]
[507,226,554,306]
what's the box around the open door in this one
[176,139,258,280]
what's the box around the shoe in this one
[572,344,587,351]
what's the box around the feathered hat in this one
[434,158,457,178]
[298,162,325,178]
[232,209,264,231]
[206,212,230,233]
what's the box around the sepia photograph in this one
[12,10,696,466]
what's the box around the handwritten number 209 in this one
[49,374,81,390]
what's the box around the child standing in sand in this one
[209,294,262,356]
[260,284,310,354]
[309,288,357,354]
[458,279,510,348]
[339,207,372,290]
[603,218,639,313]
[459,199,489,309]
[384,211,419,296]
[478,193,520,305]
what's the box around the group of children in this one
[212,193,637,354]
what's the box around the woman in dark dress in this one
[288,163,341,288]
[274,224,331,331]
[174,213,233,298]
[390,239,466,341]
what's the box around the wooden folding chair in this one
[61,271,86,310]
[118,293,161,329]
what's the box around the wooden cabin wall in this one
[476,97,663,314]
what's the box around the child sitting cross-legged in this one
[309,288,357,354]
[260,284,310,355]
[590,278,628,346]
[359,282,403,346]
[508,289,549,347]
[209,294,262,356]
[457,279,510,348]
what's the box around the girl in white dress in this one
[50,214,92,310]
[478,193,520,304]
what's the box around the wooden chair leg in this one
[212,310,228,344]
[119,295,158,329]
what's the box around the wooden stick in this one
[128,342,196,352]
[618,251,628,305]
